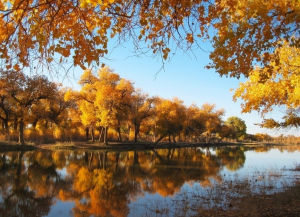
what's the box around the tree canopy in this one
[1,0,298,71]
[0,0,299,127]
[224,116,247,140]
[1,67,248,144]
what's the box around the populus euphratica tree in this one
[66,67,134,144]
[1,0,298,126]
[0,70,57,144]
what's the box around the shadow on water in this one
[0,145,300,217]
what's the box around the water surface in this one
[0,145,300,217]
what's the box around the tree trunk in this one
[32,119,38,129]
[206,133,210,143]
[155,135,165,144]
[116,119,122,142]
[153,124,157,142]
[104,126,108,145]
[13,116,18,131]
[85,127,89,141]
[18,119,24,145]
[117,127,122,142]
[4,120,9,141]
[98,127,104,142]
[134,123,140,143]
[172,135,176,143]
[91,128,95,142]
[170,148,175,159]
[167,149,171,160]
[127,125,131,141]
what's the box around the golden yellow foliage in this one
[153,98,186,141]
[0,0,297,72]
[234,41,300,127]
[1,0,298,129]
[234,42,300,113]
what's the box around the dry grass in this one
[194,181,300,217]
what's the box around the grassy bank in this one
[0,141,37,152]
[0,140,292,152]
[37,141,278,151]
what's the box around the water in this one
[0,145,300,217]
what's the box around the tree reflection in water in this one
[0,145,299,217]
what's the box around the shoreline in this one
[0,143,37,152]
[0,141,289,152]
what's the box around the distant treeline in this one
[0,68,296,145]
[251,134,300,145]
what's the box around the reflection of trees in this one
[27,151,66,198]
[216,147,246,171]
[69,167,128,217]
[253,145,273,153]
[277,145,300,153]
[0,152,53,217]
[0,147,251,216]
[58,151,131,217]
[146,148,221,196]
[242,144,300,154]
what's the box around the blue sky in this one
[62,39,299,137]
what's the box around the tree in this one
[112,77,135,141]
[209,1,299,76]
[259,110,300,129]
[0,71,16,140]
[1,0,298,125]
[183,105,206,142]
[0,70,56,144]
[0,0,207,69]
[234,42,300,128]
[30,89,72,127]
[65,69,100,141]
[94,67,134,144]
[200,104,224,143]
[17,77,56,144]
[28,89,77,142]
[254,133,273,142]
[209,1,299,127]
[68,67,134,144]
[153,98,186,143]
[224,116,247,140]
[1,1,297,71]
[129,90,154,143]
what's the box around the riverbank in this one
[0,141,37,152]
[38,141,279,151]
[196,181,300,217]
[0,140,289,152]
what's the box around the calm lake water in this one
[0,145,300,217]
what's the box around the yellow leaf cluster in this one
[234,41,300,114]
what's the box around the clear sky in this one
[61,39,299,137]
